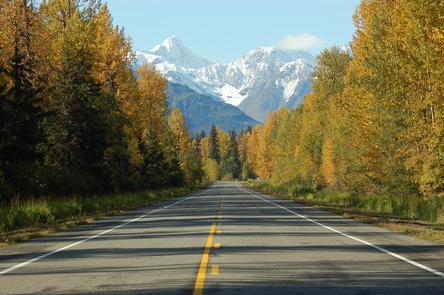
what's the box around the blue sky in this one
[105,0,361,63]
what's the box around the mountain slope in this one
[166,83,259,134]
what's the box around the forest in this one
[1,0,443,216]
[242,0,444,222]
[0,0,206,202]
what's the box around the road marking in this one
[237,183,444,279]
[193,223,217,295]
[214,242,221,249]
[211,264,220,275]
[216,230,222,234]
[0,185,216,276]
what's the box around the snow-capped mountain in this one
[137,35,212,69]
[136,36,315,122]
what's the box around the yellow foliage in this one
[320,137,336,187]
[204,158,220,182]
[135,64,168,142]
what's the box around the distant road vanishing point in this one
[1,182,444,294]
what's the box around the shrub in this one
[0,187,191,236]
[248,180,443,223]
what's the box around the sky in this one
[105,0,361,63]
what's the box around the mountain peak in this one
[136,38,314,122]
[149,35,212,69]
[156,35,181,50]
[243,46,316,65]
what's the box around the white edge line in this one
[237,182,444,279]
[0,184,216,275]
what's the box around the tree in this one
[389,0,444,195]
[228,130,241,179]
[246,126,260,178]
[92,3,137,190]
[271,108,302,185]
[238,129,252,180]
[208,125,220,163]
[298,47,351,188]
[0,0,45,197]
[134,64,178,188]
[169,107,203,186]
[134,64,168,138]
[139,132,167,188]
[38,0,111,194]
[0,0,202,199]
[218,129,240,180]
[254,112,279,180]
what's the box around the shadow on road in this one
[1,182,444,294]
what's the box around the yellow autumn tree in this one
[254,112,279,180]
[135,64,168,140]
[168,107,203,186]
[389,0,444,195]
[199,135,219,181]
[270,108,300,185]
[298,47,351,188]
[319,136,336,187]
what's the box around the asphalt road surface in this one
[1,181,444,295]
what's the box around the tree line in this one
[243,0,443,198]
[0,0,204,201]
[2,0,442,203]
[198,125,245,182]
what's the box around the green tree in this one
[39,1,110,194]
[0,0,45,198]
[139,133,167,188]
[228,130,241,179]
[208,125,220,163]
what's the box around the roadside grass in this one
[0,185,203,246]
[245,180,444,244]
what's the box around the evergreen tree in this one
[228,130,241,179]
[0,0,203,199]
[198,130,206,142]
[208,125,220,163]
[0,0,45,197]
[139,133,167,188]
[39,1,109,193]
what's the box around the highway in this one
[1,182,444,294]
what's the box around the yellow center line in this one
[216,230,222,234]
[211,264,220,275]
[193,223,216,295]
[214,242,221,249]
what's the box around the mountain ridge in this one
[166,83,259,134]
[136,36,315,122]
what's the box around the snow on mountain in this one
[136,36,315,122]
[138,35,213,69]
